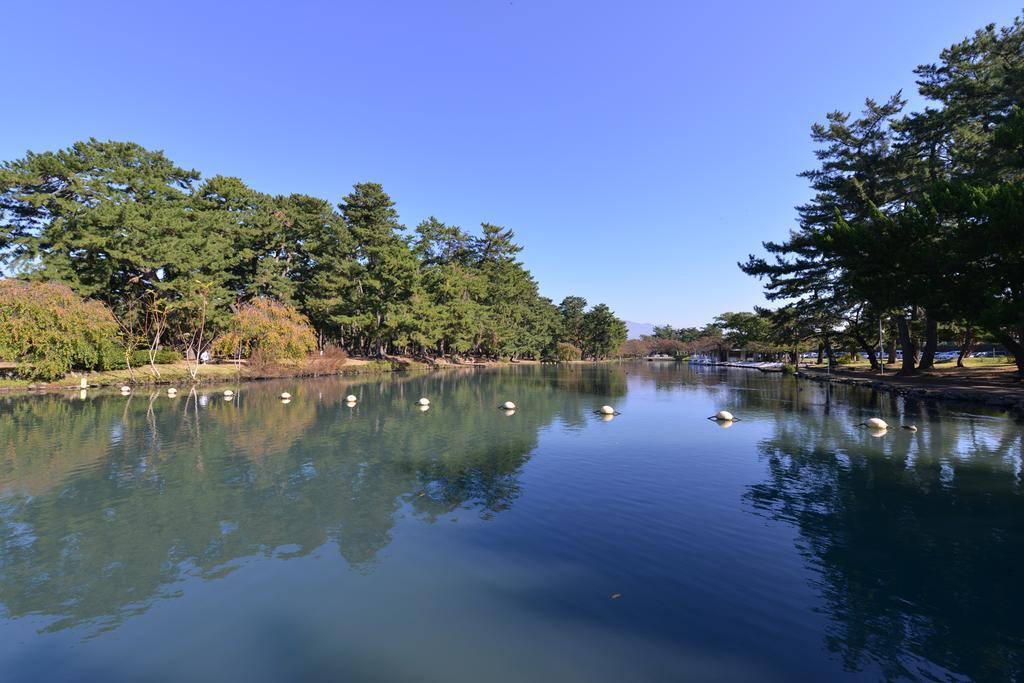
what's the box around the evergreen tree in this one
[338,182,420,356]
[558,296,588,349]
[581,303,627,359]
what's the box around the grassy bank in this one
[795,357,1024,412]
[817,356,1013,372]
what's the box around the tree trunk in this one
[896,314,917,375]
[918,317,938,370]
[816,343,824,365]
[887,339,897,365]
[997,331,1024,379]
[957,326,974,368]
[823,337,837,367]
[853,334,879,371]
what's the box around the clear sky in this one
[2,1,1020,327]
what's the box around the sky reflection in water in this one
[0,364,1021,681]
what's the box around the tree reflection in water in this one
[5,362,1020,681]
[0,366,625,635]
[746,383,1024,680]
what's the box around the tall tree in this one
[338,182,420,356]
[581,303,627,360]
[558,296,588,349]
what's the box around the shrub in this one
[0,280,123,380]
[555,342,582,362]
[781,362,796,375]
[213,298,317,361]
[300,344,348,376]
[128,349,183,366]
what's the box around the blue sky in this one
[2,1,1020,327]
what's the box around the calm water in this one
[0,364,1022,681]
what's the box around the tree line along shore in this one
[0,154,627,382]
[628,15,1024,386]
[2,13,1022,395]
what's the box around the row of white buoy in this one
[71,383,913,434]
[706,410,918,435]
[84,386,620,418]
[93,388,917,434]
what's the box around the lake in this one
[1,363,1021,681]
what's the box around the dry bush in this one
[618,339,653,358]
[213,298,317,362]
[303,344,348,375]
[555,342,582,362]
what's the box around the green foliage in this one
[0,142,624,365]
[129,349,182,366]
[581,304,628,359]
[0,280,122,380]
[213,298,318,361]
[740,14,1024,375]
[558,296,588,348]
[714,311,774,350]
[651,325,703,343]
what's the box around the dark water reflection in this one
[0,363,1021,681]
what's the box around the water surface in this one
[1,364,1021,681]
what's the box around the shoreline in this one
[0,357,632,399]
[0,356,536,398]
[690,359,1024,414]
[793,365,1024,414]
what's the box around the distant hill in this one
[625,321,655,339]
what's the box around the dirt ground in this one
[796,359,1024,410]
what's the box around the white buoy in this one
[223,389,235,398]
[502,401,516,410]
[281,398,291,404]
[716,410,734,422]
[419,404,430,412]
[600,405,616,415]
[280,392,292,399]
[866,417,888,430]
[167,387,178,396]
[418,398,430,406]
[224,395,234,402]
[120,385,131,393]
[80,377,88,389]
[345,394,357,403]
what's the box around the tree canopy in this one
[0,141,627,370]
[741,15,1024,376]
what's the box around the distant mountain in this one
[625,321,655,339]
